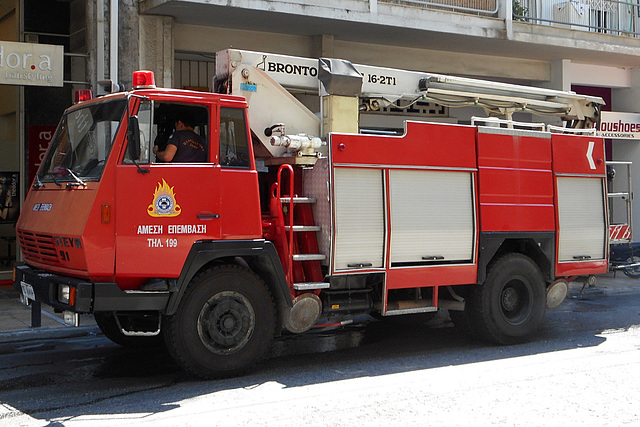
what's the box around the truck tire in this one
[469,253,546,344]
[94,312,164,348]
[164,264,276,379]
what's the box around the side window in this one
[122,102,210,164]
[152,103,209,163]
[123,100,152,164]
[137,101,152,163]
[123,100,153,165]
[220,107,250,168]
[123,102,212,165]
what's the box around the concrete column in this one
[312,34,335,59]
[612,69,640,113]
[85,2,172,90]
[117,0,140,89]
[370,0,377,15]
[542,59,572,91]
[139,15,175,88]
[533,59,572,126]
[499,0,513,40]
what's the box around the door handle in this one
[197,212,220,220]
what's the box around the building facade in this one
[2,0,640,277]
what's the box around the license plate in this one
[20,281,36,301]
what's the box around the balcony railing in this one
[514,0,640,37]
[375,0,639,37]
[378,0,499,15]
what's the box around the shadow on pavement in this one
[1,278,639,423]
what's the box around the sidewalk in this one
[1,272,639,343]
[0,282,98,343]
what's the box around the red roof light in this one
[133,70,156,89]
[74,89,93,103]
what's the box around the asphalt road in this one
[1,283,639,426]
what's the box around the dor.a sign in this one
[28,125,57,184]
[0,41,63,87]
[598,112,640,140]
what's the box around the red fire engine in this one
[14,50,609,378]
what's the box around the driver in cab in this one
[153,113,207,162]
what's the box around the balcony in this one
[514,0,640,37]
[378,0,498,15]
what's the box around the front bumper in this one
[14,263,171,314]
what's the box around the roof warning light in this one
[133,70,156,89]
[74,89,93,103]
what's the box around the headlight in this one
[58,284,70,304]
[57,284,76,305]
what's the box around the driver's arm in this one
[153,143,177,162]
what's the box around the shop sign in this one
[598,112,640,140]
[28,125,57,185]
[0,41,63,87]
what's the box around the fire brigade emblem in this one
[148,179,181,217]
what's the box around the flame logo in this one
[147,179,181,217]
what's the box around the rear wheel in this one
[164,265,276,379]
[468,254,546,344]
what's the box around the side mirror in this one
[127,115,141,160]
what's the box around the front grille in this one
[18,230,59,265]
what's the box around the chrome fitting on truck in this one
[546,279,569,309]
[270,134,325,157]
[63,311,80,327]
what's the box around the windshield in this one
[38,98,128,184]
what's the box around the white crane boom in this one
[216,48,603,123]
[214,49,604,159]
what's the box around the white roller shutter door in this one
[557,177,606,261]
[389,170,474,264]
[333,168,385,270]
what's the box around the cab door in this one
[114,99,221,287]
[217,105,262,239]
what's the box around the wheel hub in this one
[502,287,520,312]
[198,291,255,355]
[499,278,533,325]
[221,315,236,332]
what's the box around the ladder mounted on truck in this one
[607,160,633,243]
[215,48,605,161]
[269,164,327,291]
[215,49,603,120]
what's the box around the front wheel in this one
[469,254,546,344]
[164,265,276,379]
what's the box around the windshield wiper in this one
[32,175,45,189]
[63,168,87,188]
[50,166,86,188]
